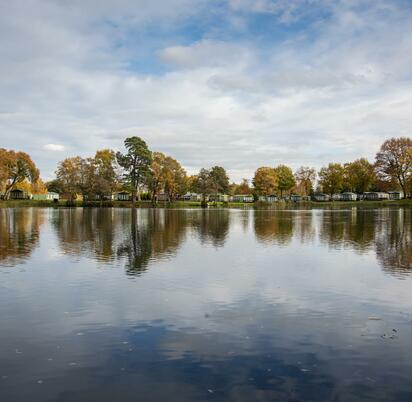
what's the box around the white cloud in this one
[43,144,65,152]
[0,0,411,182]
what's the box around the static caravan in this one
[258,195,277,202]
[313,193,330,202]
[157,193,169,202]
[9,189,29,199]
[232,194,254,203]
[290,195,301,202]
[388,191,403,200]
[209,194,229,202]
[32,192,60,201]
[341,192,357,201]
[116,191,131,201]
[182,193,202,201]
[363,192,389,200]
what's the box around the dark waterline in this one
[1,207,412,402]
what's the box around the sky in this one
[1,0,412,182]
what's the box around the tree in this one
[209,166,229,194]
[46,179,64,194]
[344,158,375,193]
[294,166,316,196]
[253,167,278,196]
[55,156,84,201]
[149,152,187,202]
[275,165,295,197]
[0,149,39,199]
[163,155,187,200]
[375,137,412,198]
[318,163,345,195]
[193,168,214,206]
[31,178,48,195]
[93,149,119,199]
[116,137,152,204]
[148,152,166,201]
[237,178,251,195]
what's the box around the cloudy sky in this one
[1,0,412,181]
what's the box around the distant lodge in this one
[2,189,405,203]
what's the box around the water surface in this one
[1,207,412,402]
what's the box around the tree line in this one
[1,136,412,202]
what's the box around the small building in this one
[332,193,342,201]
[340,192,357,201]
[32,192,60,201]
[231,194,254,203]
[209,194,229,202]
[157,193,169,202]
[290,195,301,202]
[388,191,403,200]
[363,192,389,200]
[116,191,131,201]
[313,193,330,202]
[182,193,202,201]
[258,195,277,202]
[9,189,29,200]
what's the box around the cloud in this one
[0,0,412,181]
[43,144,66,152]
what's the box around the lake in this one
[1,207,412,402]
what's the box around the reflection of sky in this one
[1,208,412,401]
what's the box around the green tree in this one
[209,166,229,194]
[193,168,214,206]
[375,137,412,198]
[318,163,345,195]
[275,165,295,197]
[294,166,316,196]
[0,149,40,199]
[344,158,375,193]
[93,149,119,199]
[253,167,278,196]
[116,137,152,204]
[55,156,84,201]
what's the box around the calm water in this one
[1,207,412,402]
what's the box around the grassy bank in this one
[1,199,411,209]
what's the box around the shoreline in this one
[1,199,411,209]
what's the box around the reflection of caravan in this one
[363,192,389,200]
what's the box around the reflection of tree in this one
[53,208,188,276]
[117,208,152,276]
[375,209,412,277]
[254,211,294,246]
[117,209,187,276]
[189,209,230,247]
[0,208,44,266]
[52,208,117,261]
[319,210,375,253]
